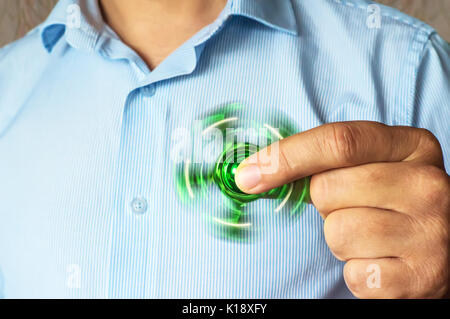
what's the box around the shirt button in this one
[130,197,148,214]
[142,85,156,97]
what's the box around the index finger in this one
[235,121,443,194]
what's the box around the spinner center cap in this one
[214,143,261,203]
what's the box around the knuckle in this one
[418,129,442,151]
[326,123,361,165]
[278,142,297,176]
[417,129,444,166]
[362,164,386,184]
[415,165,450,209]
[324,213,349,260]
[365,213,395,238]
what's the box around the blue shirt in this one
[0,0,449,298]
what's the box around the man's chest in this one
[0,60,383,298]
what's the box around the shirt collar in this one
[40,0,105,53]
[230,0,298,36]
[40,0,298,53]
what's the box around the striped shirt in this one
[0,0,448,298]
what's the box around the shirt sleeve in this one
[412,32,450,173]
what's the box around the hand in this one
[235,121,449,298]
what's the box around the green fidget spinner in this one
[174,103,310,238]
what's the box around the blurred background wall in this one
[0,0,57,47]
[0,0,449,48]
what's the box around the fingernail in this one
[235,164,262,191]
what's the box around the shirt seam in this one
[407,30,436,127]
[326,0,435,125]
[327,0,433,36]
